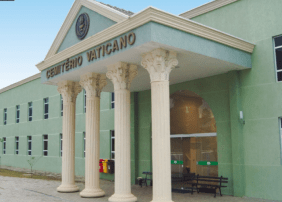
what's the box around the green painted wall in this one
[57,6,116,53]
[1,1,282,201]
[191,0,282,200]
[0,78,115,181]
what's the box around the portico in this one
[36,0,254,201]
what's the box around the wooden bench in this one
[185,174,228,197]
[138,172,152,187]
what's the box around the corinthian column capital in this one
[141,48,178,82]
[79,73,107,98]
[57,81,82,103]
[106,62,138,90]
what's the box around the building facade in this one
[0,0,282,201]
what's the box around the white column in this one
[57,81,82,193]
[141,49,178,202]
[79,73,107,198]
[106,62,138,202]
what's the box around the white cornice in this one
[37,6,254,72]
[179,0,239,19]
[0,73,41,94]
[44,0,128,60]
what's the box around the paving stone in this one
[0,175,280,202]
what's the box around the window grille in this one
[111,92,115,109]
[43,135,48,156]
[28,102,33,121]
[274,36,282,81]
[16,105,20,123]
[15,136,19,155]
[44,98,49,119]
[27,136,32,156]
[111,130,115,160]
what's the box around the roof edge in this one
[97,1,134,16]
[89,0,130,18]
[179,0,239,19]
[0,73,41,94]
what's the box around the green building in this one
[0,0,281,201]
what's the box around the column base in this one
[109,193,137,202]
[80,188,105,198]
[57,184,79,193]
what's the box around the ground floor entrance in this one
[170,90,218,192]
[171,135,218,191]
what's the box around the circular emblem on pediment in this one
[76,13,90,40]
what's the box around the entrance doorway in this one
[170,90,218,191]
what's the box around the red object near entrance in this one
[99,159,104,173]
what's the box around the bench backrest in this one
[196,175,228,186]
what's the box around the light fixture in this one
[239,111,245,124]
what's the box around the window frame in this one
[110,130,115,160]
[3,137,6,154]
[3,108,7,125]
[43,134,48,156]
[83,132,86,157]
[28,102,33,122]
[60,95,63,116]
[15,136,19,155]
[60,133,63,157]
[27,136,32,156]
[274,35,282,82]
[111,92,115,109]
[16,105,20,123]
[84,90,86,113]
[43,98,49,119]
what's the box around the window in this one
[3,108,7,125]
[111,130,115,160]
[28,102,32,121]
[43,135,48,156]
[27,136,32,156]
[111,92,115,109]
[83,132,86,157]
[84,90,86,113]
[274,36,282,81]
[3,137,6,154]
[16,105,20,123]
[44,98,49,119]
[60,133,63,157]
[60,95,63,116]
[15,136,19,155]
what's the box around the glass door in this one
[171,135,218,191]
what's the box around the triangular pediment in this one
[45,0,128,60]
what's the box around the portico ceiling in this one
[43,40,251,92]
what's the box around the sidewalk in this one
[0,176,280,202]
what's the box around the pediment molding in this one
[44,0,128,60]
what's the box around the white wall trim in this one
[37,6,254,72]
[44,0,128,60]
[0,73,41,94]
[179,0,239,19]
